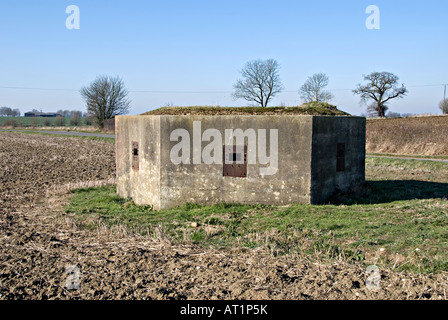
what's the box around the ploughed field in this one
[1,132,448,300]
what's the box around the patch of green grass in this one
[367,153,448,160]
[365,157,448,183]
[65,162,448,274]
[65,186,253,245]
[0,116,92,127]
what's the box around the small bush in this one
[2,118,17,127]
[43,118,52,127]
[84,116,93,126]
[30,117,39,128]
[70,115,80,126]
[54,116,65,127]
[440,99,448,115]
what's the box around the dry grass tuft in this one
[46,178,116,197]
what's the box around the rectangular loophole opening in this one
[336,143,346,172]
[223,145,247,178]
[231,153,241,162]
[132,141,139,171]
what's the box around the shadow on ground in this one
[331,180,448,205]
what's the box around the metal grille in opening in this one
[223,145,247,178]
[132,141,139,171]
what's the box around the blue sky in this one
[0,0,447,116]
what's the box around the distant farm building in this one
[24,111,62,118]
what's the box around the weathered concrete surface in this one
[158,116,313,209]
[116,115,365,210]
[116,116,161,207]
[310,116,366,204]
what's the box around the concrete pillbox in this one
[115,115,365,210]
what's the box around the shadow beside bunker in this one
[329,180,448,205]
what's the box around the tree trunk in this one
[378,103,385,117]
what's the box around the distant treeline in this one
[55,110,88,118]
[0,107,21,117]
[27,109,88,118]
[0,107,90,118]
[362,110,416,118]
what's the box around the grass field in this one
[3,126,448,299]
[65,157,448,274]
[366,116,448,156]
[5,115,448,274]
[0,116,91,127]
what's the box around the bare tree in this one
[0,106,9,116]
[386,111,402,118]
[299,73,333,103]
[80,75,131,128]
[70,113,81,126]
[56,109,70,117]
[0,106,20,117]
[439,98,448,114]
[353,72,407,118]
[70,110,83,118]
[232,59,283,107]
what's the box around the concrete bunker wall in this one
[116,116,161,206]
[158,115,313,209]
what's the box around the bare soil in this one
[1,132,447,300]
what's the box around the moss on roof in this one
[141,102,351,116]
